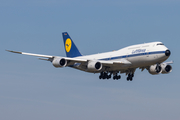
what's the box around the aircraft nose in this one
[165,50,171,56]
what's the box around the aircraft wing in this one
[6,50,87,63]
[6,50,131,68]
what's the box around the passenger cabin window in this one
[157,43,164,45]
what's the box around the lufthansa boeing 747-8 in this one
[7,32,173,81]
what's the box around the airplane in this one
[6,32,173,81]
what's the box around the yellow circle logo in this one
[65,38,72,52]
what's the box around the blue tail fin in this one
[62,32,82,58]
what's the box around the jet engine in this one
[87,61,102,71]
[52,57,67,67]
[161,63,172,74]
[148,64,162,75]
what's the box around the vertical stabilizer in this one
[62,32,82,58]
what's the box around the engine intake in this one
[161,64,172,74]
[87,61,102,71]
[148,64,162,75]
[52,57,67,67]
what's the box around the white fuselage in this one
[75,42,169,72]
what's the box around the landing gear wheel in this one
[132,74,134,77]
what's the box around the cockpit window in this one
[157,43,164,45]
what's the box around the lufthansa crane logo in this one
[65,38,72,52]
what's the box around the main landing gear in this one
[127,73,134,81]
[99,72,111,79]
[99,71,134,81]
[113,72,121,80]
[99,72,121,80]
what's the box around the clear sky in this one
[1,0,180,120]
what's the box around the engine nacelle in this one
[87,61,102,71]
[161,64,172,74]
[148,64,162,75]
[52,57,67,68]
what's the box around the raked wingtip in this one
[6,50,22,54]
